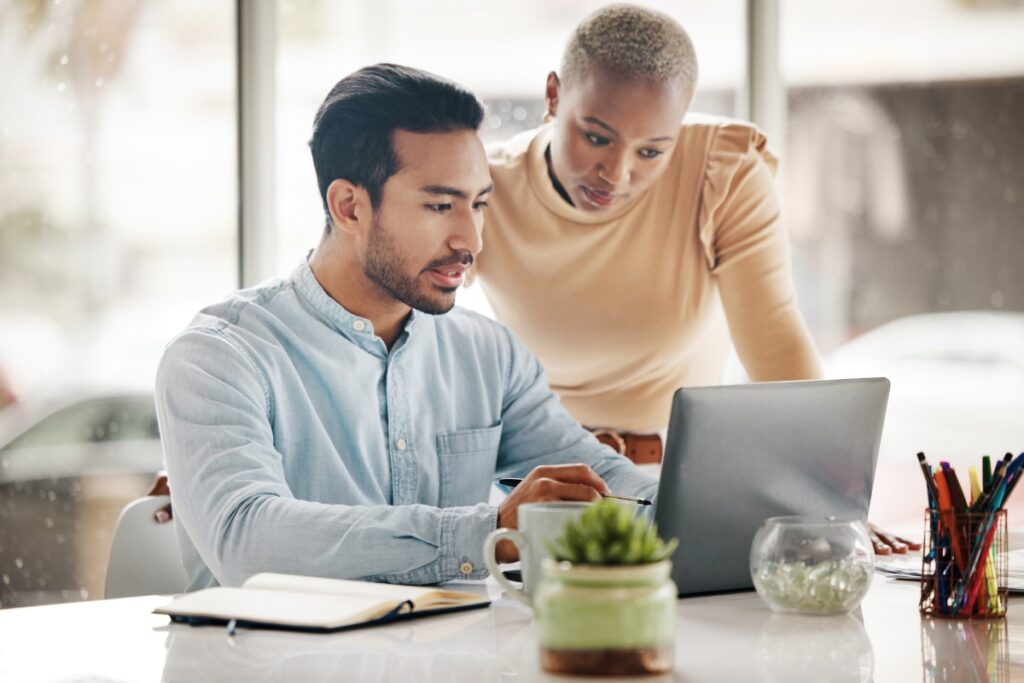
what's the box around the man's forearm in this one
[175,490,498,586]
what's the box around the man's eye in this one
[426,204,452,213]
[639,148,664,160]
[473,201,490,211]
[585,132,610,146]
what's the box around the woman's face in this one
[546,68,691,212]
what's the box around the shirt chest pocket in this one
[435,423,502,508]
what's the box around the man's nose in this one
[449,205,484,254]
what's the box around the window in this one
[0,0,235,608]
[780,0,1024,528]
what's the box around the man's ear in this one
[544,71,561,119]
[326,179,370,236]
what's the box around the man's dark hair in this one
[310,63,485,232]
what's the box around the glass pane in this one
[0,1,236,608]
[780,0,1024,531]
[275,0,745,313]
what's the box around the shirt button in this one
[352,320,366,332]
[396,438,407,451]
[460,562,474,575]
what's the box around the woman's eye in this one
[639,148,664,160]
[426,204,452,213]
[585,132,611,146]
[472,201,490,211]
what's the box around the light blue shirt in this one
[155,261,658,589]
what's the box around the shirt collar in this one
[291,259,422,351]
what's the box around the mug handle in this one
[484,528,531,607]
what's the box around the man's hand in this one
[494,464,609,563]
[147,473,174,523]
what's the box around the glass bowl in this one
[750,516,874,615]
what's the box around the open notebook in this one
[154,572,491,633]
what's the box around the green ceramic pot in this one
[534,558,677,676]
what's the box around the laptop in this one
[654,378,890,596]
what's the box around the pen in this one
[497,478,652,506]
[973,455,1010,512]
[916,452,939,506]
[1002,452,1024,500]
[941,463,969,513]
[933,470,965,572]
[969,467,981,506]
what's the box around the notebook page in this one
[243,573,435,601]
[241,573,487,610]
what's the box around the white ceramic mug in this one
[484,501,591,607]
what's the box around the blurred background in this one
[0,0,1022,609]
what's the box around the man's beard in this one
[363,214,470,315]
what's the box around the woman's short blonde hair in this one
[560,4,698,91]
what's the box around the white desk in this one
[1,577,1021,682]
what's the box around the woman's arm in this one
[705,129,823,381]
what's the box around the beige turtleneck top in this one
[476,116,822,432]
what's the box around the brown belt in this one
[587,427,663,465]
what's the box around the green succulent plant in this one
[546,499,678,565]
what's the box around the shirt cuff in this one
[440,503,499,581]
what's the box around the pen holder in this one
[919,509,1008,619]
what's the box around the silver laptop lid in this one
[654,378,889,596]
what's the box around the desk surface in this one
[1,577,1021,682]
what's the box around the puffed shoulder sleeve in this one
[697,122,823,381]
[697,121,780,272]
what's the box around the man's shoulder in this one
[164,278,296,352]
[433,306,530,361]
[435,306,510,341]
[432,306,542,387]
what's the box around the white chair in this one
[105,495,189,599]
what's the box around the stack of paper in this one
[875,549,1024,594]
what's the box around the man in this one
[155,63,657,590]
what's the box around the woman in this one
[476,5,914,553]
[476,4,821,463]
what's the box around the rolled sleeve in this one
[440,504,499,580]
[361,504,498,584]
